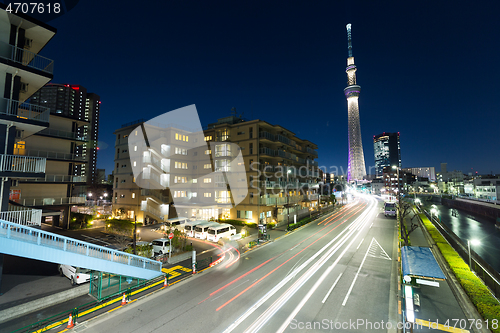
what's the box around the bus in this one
[207,224,236,242]
[384,202,397,217]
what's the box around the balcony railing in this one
[306,147,318,157]
[259,131,275,141]
[259,195,306,206]
[141,205,165,221]
[14,149,86,162]
[18,196,86,206]
[22,174,86,183]
[0,97,50,123]
[0,40,54,74]
[141,189,168,203]
[260,147,276,157]
[37,128,88,141]
[0,154,45,173]
[0,208,42,226]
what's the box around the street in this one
[74,194,400,333]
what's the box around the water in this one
[422,201,500,273]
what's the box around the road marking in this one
[285,254,307,278]
[342,237,374,306]
[370,222,373,228]
[356,238,364,249]
[200,248,218,255]
[212,280,250,301]
[367,238,391,260]
[321,273,342,303]
[415,319,470,333]
[161,265,191,278]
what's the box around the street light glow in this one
[470,239,480,246]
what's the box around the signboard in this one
[168,233,174,240]
[9,189,21,203]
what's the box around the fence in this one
[416,205,500,299]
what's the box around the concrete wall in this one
[442,197,500,223]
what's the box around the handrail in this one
[0,154,46,173]
[0,219,162,272]
[0,97,50,122]
[37,128,88,141]
[14,149,86,161]
[21,174,86,183]
[0,41,54,74]
[18,196,86,206]
[0,209,42,226]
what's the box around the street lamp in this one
[467,239,480,270]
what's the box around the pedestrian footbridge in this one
[0,219,162,280]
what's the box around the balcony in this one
[306,147,318,157]
[0,154,45,174]
[0,97,50,123]
[37,128,88,141]
[259,131,275,141]
[260,147,276,157]
[0,41,54,74]
[259,195,306,206]
[276,134,290,145]
[141,189,168,203]
[141,204,165,221]
[18,196,86,206]
[14,149,86,162]
[20,174,86,183]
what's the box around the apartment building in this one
[112,115,321,226]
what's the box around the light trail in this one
[222,198,374,333]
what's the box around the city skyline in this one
[38,0,500,176]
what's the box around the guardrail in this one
[0,97,50,123]
[0,219,162,272]
[18,196,86,206]
[416,205,500,299]
[0,154,46,173]
[0,208,42,226]
[0,40,54,74]
[21,174,86,183]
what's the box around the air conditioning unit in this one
[11,179,19,187]
[24,38,33,49]
[20,82,28,93]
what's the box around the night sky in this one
[39,0,500,177]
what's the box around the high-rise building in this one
[344,24,366,182]
[112,115,321,226]
[30,84,100,185]
[373,132,401,176]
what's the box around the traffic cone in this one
[163,276,168,288]
[67,313,75,329]
[121,293,127,306]
[192,264,196,275]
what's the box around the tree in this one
[398,200,418,246]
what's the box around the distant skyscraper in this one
[344,23,366,182]
[373,132,401,175]
[31,84,100,184]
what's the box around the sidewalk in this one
[403,210,488,333]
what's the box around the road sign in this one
[168,233,174,240]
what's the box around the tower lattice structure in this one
[344,23,366,182]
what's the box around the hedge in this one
[418,213,500,332]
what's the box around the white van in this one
[162,217,189,233]
[152,238,171,255]
[206,224,237,242]
[58,264,92,285]
[194,221,220,240]
[183,220,202,238]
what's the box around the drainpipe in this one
[0,123,13,211]
[13,20,22,62]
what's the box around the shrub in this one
[418,213,500,332]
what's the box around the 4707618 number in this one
[6,3,61,14]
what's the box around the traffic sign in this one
[168,233,174,240]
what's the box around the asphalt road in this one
[73,194,400,333]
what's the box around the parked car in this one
[58,264,93,285]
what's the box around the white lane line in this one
[356,238,364,250]
[285,254,307,278]
[274,198,379,333]
[370,222,373,228]
[342,237,374,306]
[222,202,372,333]
[321,273,343,304]
[245,198,378,333]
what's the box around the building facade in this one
[402,167,435,182]
[112,116,321,226]
[373,132,401,176]
[30,84,100,185]
[344,24,366,182]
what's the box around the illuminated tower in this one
[344,23,366,182]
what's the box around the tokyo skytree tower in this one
[344,23,366,182]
